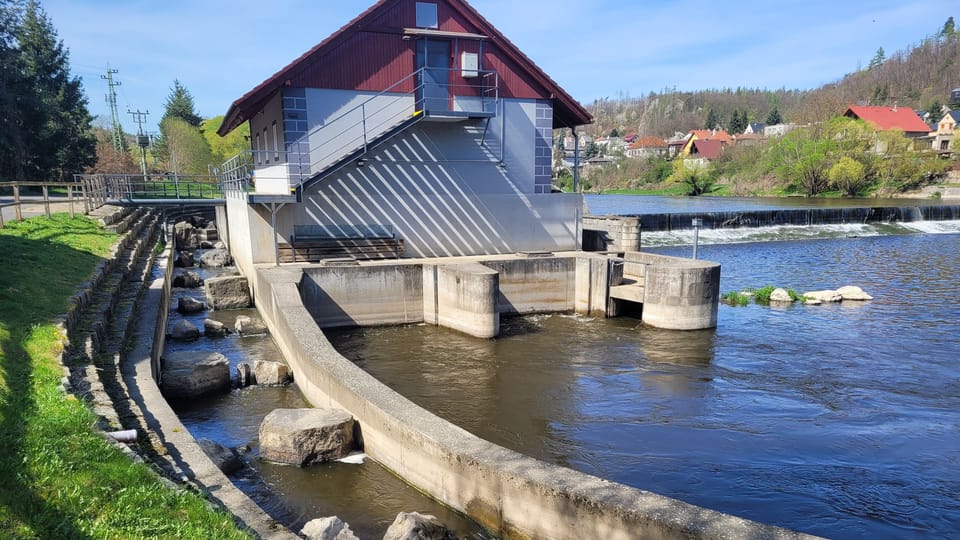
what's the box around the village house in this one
[680,129,733,156]
[624,136,667,159]
[842,105,932,152]
[217,0,592,269]
[744,122,765,135]
[930,110,960,154]
[763,123,798,138]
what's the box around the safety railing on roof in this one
[221,67,499,196]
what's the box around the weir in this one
[625,204,960,232]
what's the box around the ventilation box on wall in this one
[461,51,479,78]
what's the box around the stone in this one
[214,241,227,250]
[803,298,823,306]
[769,287,793,303]
[803,290,843,303]
[170,320,200,341]
[197,438,243,474]
[199,240,216,249]
[205,276,251,310]
[172,270,203,288]
[254,360,293,386]
[200,249,233,268]
[235,315,268,336]
[258,408,355,466]
[174,250,194,268]
[174,221,200,250]
[177,296,206,315]
[204,318,227,337]
[161,351,230,398]
[237,362,253,388]
[301,516,359,540]
[837,285,873,301]
[199,224,219,243]
[383,512,455,540]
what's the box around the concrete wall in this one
[434,263,499,339]
[624,251,721,330]
[481,257,576,314]
[582,215,641,252]
[251,265,814,540]
[300,265,424,328]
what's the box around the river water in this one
[324,195,960,539]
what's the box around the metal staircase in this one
[220,68,499,203]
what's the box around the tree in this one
[583,140,600,159]
[200,115,250,165]
[704,108,720,130]
[939,16,955,39]
[868,47,886,70]
[161,79,202,127]
[728,109,748,134]
[609,128,620,138]
[0,0,25,180]
[926,101,944,121]
[9,0,95,180]
[828,156,868,196]
[766,128,835,196]
[159,117,214,175]
[765,107,783,125]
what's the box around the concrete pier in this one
[433,263,499,339]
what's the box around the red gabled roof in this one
[688,129,733,144]
[218,0,592,135]
[843,105,931,134]
[628,136,667,149]
[690,139,723,160]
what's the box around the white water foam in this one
[640,221,960,247]
[337,452,367,465]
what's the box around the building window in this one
[416,2,438,28]
[263,127,269,162]
[272,121,280,161]
[254,133,261,165]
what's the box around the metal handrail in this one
[74,174,224,202]
[220,67,499,195]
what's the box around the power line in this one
[101,66,124,151]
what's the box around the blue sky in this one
[41,0,954,135]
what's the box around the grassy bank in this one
[0,214,248,539]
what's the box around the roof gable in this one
[219,0,591,135]
[843,105,931,133]
[690,139,723,159]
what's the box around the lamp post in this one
[692,218,702,259]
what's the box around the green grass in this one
[0,214,249,539]
[721,291,751,306]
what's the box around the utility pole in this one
[128,109,150,177]
[101,67,124,151]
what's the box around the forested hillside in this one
[584,17,960,137]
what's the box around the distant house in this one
[744,122,765,135]
[931,110,960,153]
[680,129,733,156]
[734,132,764,146]
[216,0,592,265]
[688,139,724,160]
[763,123,798,138]
[625,136,667,159]
[842,105,932,139]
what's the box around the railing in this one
[75,174,224,204]
[221,67,499,196]
[0,181,85,228]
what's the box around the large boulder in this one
[804,290,843,303]
[162,351,230,398]
[205,276,251,310]
[301,517,359,540]
[172,270,203,288]
[254,360,293,386]
[235,315,268,336]
[174,250,195,268]
[200,249,233,268]
[383,512,455,540]
[174,222,200,250]
[170,320,200,341]
[177,296,206,315]
[197,438,243,474]
[837,285,873,301]
[237,362,253,388]
[259,408,356,466]
[769,287,793,303]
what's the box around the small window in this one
[263,127,269,162]
[416,2,438,28]
[254,133,261,165]
[272,121,280,161]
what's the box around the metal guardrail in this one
[74,174,224,206]
[220,67,499,196]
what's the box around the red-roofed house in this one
[217,0,592,268]
[680,129,733,156]
[842,105,932,138]
[625,136,667,159]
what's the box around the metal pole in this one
[68,184,75,218]
[692,218,702,259]
[42,185,50,218]
[271,202,280,267]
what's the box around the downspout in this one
[572,126,580,193]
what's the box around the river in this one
[324,195,960,539]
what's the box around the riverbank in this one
[0,214,248,539]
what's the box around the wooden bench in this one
[278,224,404,263]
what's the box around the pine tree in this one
[162,79,203,127]
[939,16,955,39]
[0,0,25,180]
[704,109,719,130]
[12,0,95,180]
[765,107,783,125]
[729,109,748,134]
[868,47,886,70]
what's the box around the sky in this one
[40,0,955,136]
